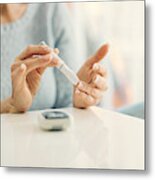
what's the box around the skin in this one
[0,4,28,24]
[1,45,59,113]
[74,44,108,108]
[0,4,109,113]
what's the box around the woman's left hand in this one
[73,44,109,108]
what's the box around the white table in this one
[1,106,144,170]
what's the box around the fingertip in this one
[75,89,80,95]
[48,55,59,66]
[20,63,27,71]
[52,58,59,66]
[94,75,100,84]
[92,43,109,64]
[77,81,84,89]
[93,63,99,71]
[101,43,109,54]
[104,43,109,49]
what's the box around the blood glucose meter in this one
[38,110,73,131]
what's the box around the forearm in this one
[0,97,17,113]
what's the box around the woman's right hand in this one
[8,45,58,113]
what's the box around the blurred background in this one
[65,1,144,114]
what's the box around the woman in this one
[0,3,108,113]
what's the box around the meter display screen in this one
[42,111,69,120]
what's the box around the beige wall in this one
[72,1,144,105]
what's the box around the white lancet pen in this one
[40,41,79,86]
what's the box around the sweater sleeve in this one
[51,4,78,108]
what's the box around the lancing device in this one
[40,41,79,86]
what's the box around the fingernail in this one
[78,82,83,89]
[20,64,26,70]
[33,55,41,58]
[93,63,99,71]
[94,76,100,84]
[75,89,80,94]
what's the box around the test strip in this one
[40,41,79,85]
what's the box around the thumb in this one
[86,44,109,66]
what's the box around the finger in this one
[77,81,102,99]
[86,44,109,66]
[13,56,49,73]
[91,75,108,91]
[36,53,59,75]
[23,54,58,74]
[25,55,51,74]
[92,63,107,77]
[75,89,96,108]
[17,44,51,60]
[12,64,27,88]
[47,52,59,67]
[28,52,59,67]
[13,54,58,75]
[36,67,46,75]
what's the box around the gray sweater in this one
[1,3,77,110]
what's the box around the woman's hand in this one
[8,45,58,113]
[73,44,109,108]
